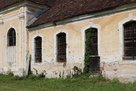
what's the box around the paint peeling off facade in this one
[0,0,136,83]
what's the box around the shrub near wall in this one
[84,28,92,73]
[84,28,98,74]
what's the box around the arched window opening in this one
[84,28,100,74]
[34,36,42,63]
[85,28,98,56]
[123,21,136,60]
[57,33,66,62]
[7,28,16,46]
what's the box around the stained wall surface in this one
[29,8,136,82]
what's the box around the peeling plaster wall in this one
[29,24,84,78]
[29,8,136,81]
[0,6,28,76]
[101,62,136,83]
[92,9,136,82]
[0,2,136,82]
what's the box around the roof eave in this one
[28,3,136,30]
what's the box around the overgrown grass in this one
[0,74,135,91]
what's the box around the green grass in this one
[0,74,135,91]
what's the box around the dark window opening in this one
[57,33,66,62]
[85,28,100,74]
[123,21,136,60]
[35,36,42,63]
[85,28,98,56]
[7,28,16,46]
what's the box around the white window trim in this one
[6,26,17,40]
[6,26,17,64]
[54,30,68,64]
[7,28,16,47]
[82,23,101,64]
[118,14,136,63]
[32,35,44,65]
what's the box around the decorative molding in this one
[2,12,25,22]
[18,13,25,20]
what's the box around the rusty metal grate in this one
[123,21,136,60]
[57,33,66,62]
[7,28,16,46]
[35,36,42,63]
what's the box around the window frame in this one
[85,28,98,56]
[56,32,67,63]
[34,36,42,63]
[7,28,16,47]
[123,21,136,60]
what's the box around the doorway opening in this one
[84,28,100,74]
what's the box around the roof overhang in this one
[28,3,136,31]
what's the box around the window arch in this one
[84,28,100,73]
[85,28,98,56]
[7,28,16,46]
[123,21,136,60]
[34,36,42,63]
[57,32,66,62]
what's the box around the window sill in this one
[32,62,43,66]
[119,60,136,64]
[7,46,16,47]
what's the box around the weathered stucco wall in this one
[29,25,84,77]
[0,6,28,76]
[29,9,136,81]
[0,2,136,82]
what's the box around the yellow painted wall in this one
[29,9,136,80]
[0,6,28,76]
[0,3,136,82]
